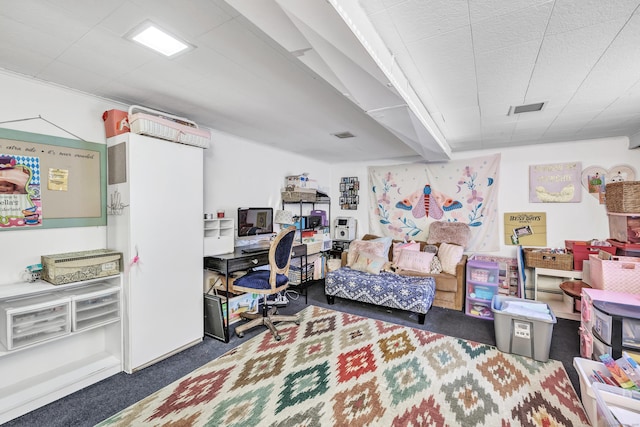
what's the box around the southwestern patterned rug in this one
[97,306,589,427]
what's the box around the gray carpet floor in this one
[4,280,583,426]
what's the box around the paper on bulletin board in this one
[504,212,547,246]
[48,168,68,191]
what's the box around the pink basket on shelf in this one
[588,254,640,294]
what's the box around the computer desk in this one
[203,243,307,342]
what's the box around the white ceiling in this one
[1,0,639,163]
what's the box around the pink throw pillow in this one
[395,249,434,274]
[347,240,389,267]
[392,241,421,264]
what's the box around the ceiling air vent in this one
[331,131,355,139]
[509,102,545,115]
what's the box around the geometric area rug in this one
[97,305,590,427]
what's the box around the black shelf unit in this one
[281,197,331,297]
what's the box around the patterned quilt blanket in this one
[325,268,435,315]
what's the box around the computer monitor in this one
[237,207,274,237]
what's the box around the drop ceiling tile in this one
[469,0,552,23]
[475,40,540,98]
[546,0,640,35]
[55,29,156,80]
[0,2,92,43]
[408,26,477,108]
[43,0,126,26]
[472,2,553,54]
[358,0,386,15]
[128,0,233,39]
[0,16,74,60]
[0,45,55,77]
[383,0,469,43]
[526,18,626,101]
[37,60,111,93]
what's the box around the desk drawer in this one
[228,253,270,271]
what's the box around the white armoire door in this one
[108,133,203,372]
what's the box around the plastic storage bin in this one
[491,295,556,362]
[573,357,640,425]
[592,382,640,427]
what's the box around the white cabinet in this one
[204,218,234,255]
[0,276,122,424]
[107,132,203,373]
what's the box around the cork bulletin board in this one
[0,128,106,229]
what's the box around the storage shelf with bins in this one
[204,218,234,256]
[281,196,331,287]
[0,276,122,424]
[466,259,499,320]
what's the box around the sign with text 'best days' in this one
[504,212,547,246]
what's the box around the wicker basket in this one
[524,248,573,271]
[281,190,317,202]
[605,181,640,213]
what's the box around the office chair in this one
[233,225,299,340]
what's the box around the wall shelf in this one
[0,275,123,424]
[204,218,235,256]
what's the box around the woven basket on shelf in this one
[281,190,317,203]
[523,248,573,271]
[606,181,640,213]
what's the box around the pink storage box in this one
[588,253,640,294]
[608,213,640,244]
[128,105,210,149]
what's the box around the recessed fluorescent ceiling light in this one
[128,22,192,57]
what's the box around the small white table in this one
[533,267,583,301]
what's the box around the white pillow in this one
[351,251,387,275]
[430,256,443,274]
[395,249,434,274]
[438,243,464,275]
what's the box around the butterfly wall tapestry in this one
[368,154,500,252]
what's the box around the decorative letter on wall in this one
[529,162,582,203]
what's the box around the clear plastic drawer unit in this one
[0,293,71,350]
[62,283,121,332]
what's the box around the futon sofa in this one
[325,223,469,321]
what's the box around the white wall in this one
[0,71,124,284]
[329,138,640,259]
[0,71,331,284]
[203,128,331,244]
[2,69,638,284]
